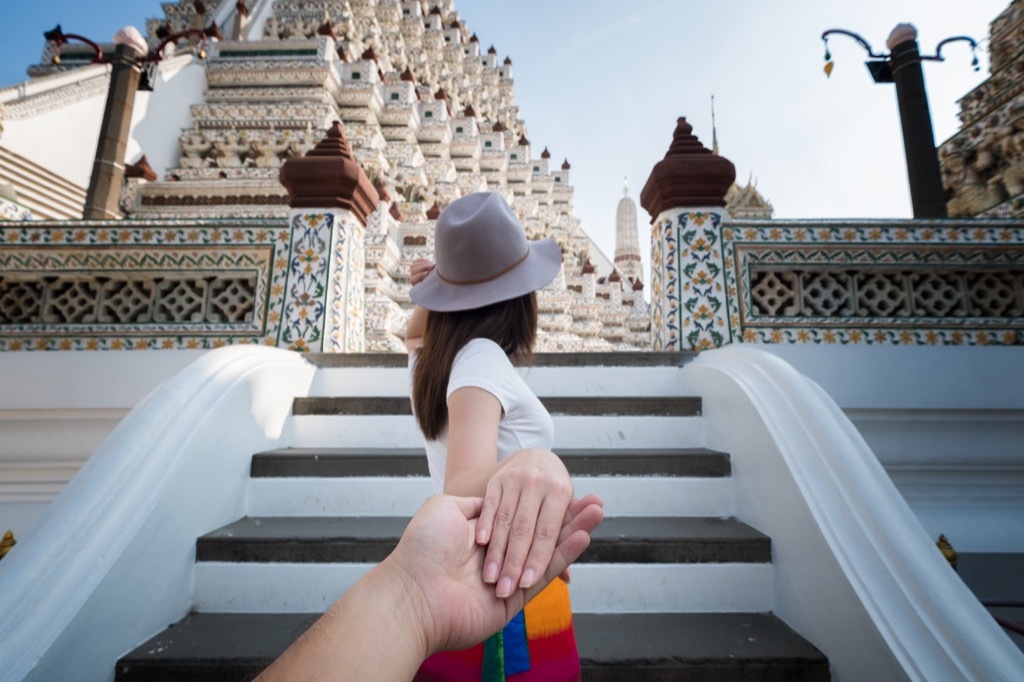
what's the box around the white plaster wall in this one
[748,344,1024,411]
[1,88,106,188]
[0,53,204,192]
[125,55,206,178]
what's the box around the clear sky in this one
[0,0,1009,276]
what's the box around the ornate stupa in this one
[614,178,643,285]
[5,0,650,352]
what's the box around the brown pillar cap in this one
[279,121,379,224]
[640,117,735,220]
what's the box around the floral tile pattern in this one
[279,212,331,352]
[327,212,366,353]
[650,209,730,351]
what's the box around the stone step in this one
[284,413,706,449]
[291,395,702,416]
[304,351,698,369]
[193,561,774,614]
[309,363,697,398]
[249,447,731,477]
[116,612,828,682]
[192,516,773,613]
[246,476,736,518]
[246,448,736,517]
[196,516,769,564]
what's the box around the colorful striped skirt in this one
[414,578,580,682]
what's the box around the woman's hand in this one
[474,448,578,598]
[410,258,435,286]
[405,259,435,351]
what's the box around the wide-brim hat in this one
[411,192,562,312]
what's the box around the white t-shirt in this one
[410,338,554,494]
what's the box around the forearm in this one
[256,559,429,681]
[444,447,538,497]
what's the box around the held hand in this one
[386,494,604,654]
[410,258,435,286]
[474,448,574,598]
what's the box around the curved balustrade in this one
[0,345,315,682]
[685,345,1024,680]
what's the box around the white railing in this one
[684,345,1024,681]
[0,346,315,682]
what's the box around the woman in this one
[405,191,586,681]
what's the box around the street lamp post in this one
[44,22,222,219]
[821,24,979,219]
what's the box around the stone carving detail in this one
[940,1,1024,218]
[0,273,256,325]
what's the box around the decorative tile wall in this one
[0,219,293,350]
[652,215,1024,349]
[724,220,1024,346]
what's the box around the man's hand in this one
[387,493,604,653]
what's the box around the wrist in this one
[371,555,437,658]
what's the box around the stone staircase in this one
[115,353,830,681]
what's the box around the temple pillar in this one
[641,117,736,351]
[84,42,144,220]
[279,121,379,352]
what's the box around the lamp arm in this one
[921,36,980,70]
[43,26,105,63]
[820,29,889,59]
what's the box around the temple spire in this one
[614,176,643,285]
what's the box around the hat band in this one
[435,247,530,285]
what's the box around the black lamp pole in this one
[822,25,979,219]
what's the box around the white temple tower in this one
[614,178,643,285]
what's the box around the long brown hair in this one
[412,292,537,440]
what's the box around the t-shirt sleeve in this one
[446,340,512,414]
